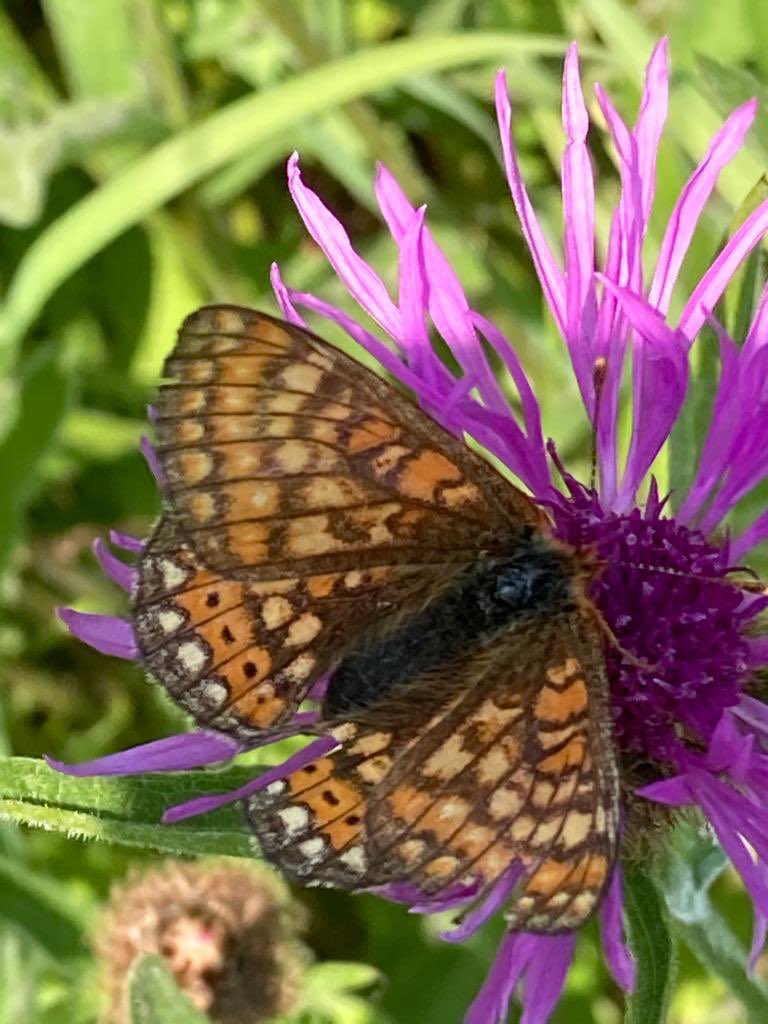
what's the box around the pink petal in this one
[92,537,138,591]
[598,278,688,510]
[109,529,144,553]
[594,84,643,294]
[270,262,308,326]
[464,931,531,1024]
[140,435,163,484]
[271,275,445,405]
[162,735,337,822]
[469,312,550,495]
[749,905,768,975]
[679,195,768,341]
[633,38,670,224]
[375,163,510,415]
[45,730,239,777]
[649,99,757,315]
[743,276,768,357]
[372,880,478,914]
[495,71,566,334]
[599,868,636,992]
[733,507,768,563]
[57,606,138,660]
[676,319,741,523]
[439,861,522,943]
[595,214,625,506]
[519,933,576,1024]
[561,44,597,403]
[636,775,692,805]
[286,153,402,340]
[397,204,441,384]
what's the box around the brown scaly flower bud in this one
[96,859,306,1023]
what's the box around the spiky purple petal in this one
[439,862,523,943]
[599,868,635,992]
[465,931,575,1024]
[92,538,138,592]
[45,731,239,776]
[57,607,138,660]
[162,735,337,823]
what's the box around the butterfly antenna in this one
[590,357,607,492]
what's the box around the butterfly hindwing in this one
[132,515,459,739]
[246,607,619,933]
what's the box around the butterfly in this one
[132,304,620,933]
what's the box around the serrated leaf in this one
[129,955,210,1024]
[623,868,675,1024]
[0,756,255,857]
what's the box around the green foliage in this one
[1,2,767,1022]
[624,869,676,1024]
[129,955,210,1024]
[0,756,254,857]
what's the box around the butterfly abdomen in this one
[324,540,577,717]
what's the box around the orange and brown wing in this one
[152,305,542,578]
[132,515,442,741]
[246,612,619,933]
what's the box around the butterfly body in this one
[133,305,620,934]
[324,537,580,717]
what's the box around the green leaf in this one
[623,868,675,1024]
[668,172,768,503]
[0,344,70,575]
[666,324,720,509]
[722,175,768,343]
[0,852,89,964]
[303,961,381,994]
[402,75,499,153]
[697,56,768,160]
[299,961,383,1023]
[0,31,601,373]
[129,955,210,1024]
[658,824,768,1023]
[0,756,255,857]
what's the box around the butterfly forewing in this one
[152,306,541,577]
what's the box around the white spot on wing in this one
[159,559,187,589]
[340,846,367,874]
[176,640,207,674]
[157,609,184,634]
[278,806,310,836]
[299,837,325,858]
[201,681,228,705]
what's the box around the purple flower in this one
[55,39,768,1024]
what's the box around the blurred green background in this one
[3,1,768,1022]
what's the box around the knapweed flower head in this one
[97,859,303,1023]
[56,38,768,1024]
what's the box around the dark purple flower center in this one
[548,470,754,770]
